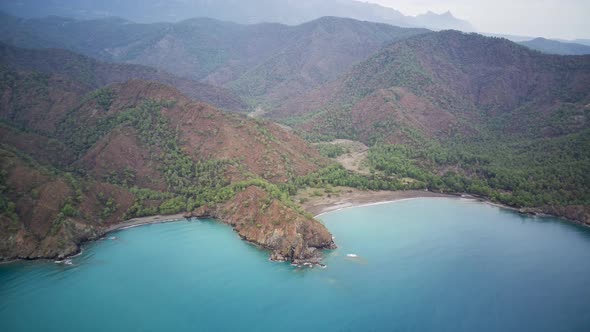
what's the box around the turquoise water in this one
[2,198,590,331]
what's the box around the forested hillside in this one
[278,31,590,214]
[0,12,427,111]
[0,43,248,113]
[282,31,590,142]
[0,52,335,262]
[0,15,589,262]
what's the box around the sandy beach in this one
[105,213,188,233]
[2,188,579,266]
[295,188,456,217]
[104,189,531,233]
[102,190,456,235]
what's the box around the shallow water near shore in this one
[2,198,590,331]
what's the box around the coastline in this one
[3,189,586,266]
[300,188,590,228]
[104,213,188,233]
[102,191,534,229]
[89,190,589,238]
[298,189,454,217]
[0,214,189,265]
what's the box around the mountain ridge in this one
[519,37,590,55]
[0,12,430,111]
[279,30,590,142]
[0,42,249,113]
[0,0,474,31]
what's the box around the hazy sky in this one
[364,0,590,40]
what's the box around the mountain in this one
[484,33,590,55]
[227,17,429,110]
[413,11,473,32]
[485,33,590,47]
[519,37,590,55]
[0,43,248,113]
[283,31,590,142]
[274,31,590,213]
[571,39,590,47]
[0,48,336,262]
[0,0,475,31]
[0,13,428,110]
[482,33,538,42]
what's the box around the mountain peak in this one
[520,36,590,55]
[0,0,475,32]
[421,10,454,17]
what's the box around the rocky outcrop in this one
[1,185,337,263]
[0,218,104,262]
[186,186,336,264]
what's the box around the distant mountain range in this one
[568,39,590,47]
[0,12,428,111]
[519,38,590,55]
[484,33,590,55]
[0,43,248,113]
[0,0,475,31]
[1,12,588,139]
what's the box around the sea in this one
[2,198,590,331]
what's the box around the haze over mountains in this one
[0,0,474,31]
[0,43,248,113]
[3,10,587,120]
[0,12,429,111]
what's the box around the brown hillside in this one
[282,31,590,143]
[0,78,333,263]
[0,43,248,113]
[70,80,327,184]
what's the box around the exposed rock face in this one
[0,149,134,262]
[186,186,336,264]
[0,216,104,261]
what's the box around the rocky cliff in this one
[186,186,336,264]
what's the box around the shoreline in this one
[302,188,589,228]
[0,214,189,265]
[104,213,188,233]
[315,197,448,218]
[298,189,454,217]
[2,190,585,266]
